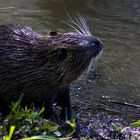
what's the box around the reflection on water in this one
[0,0,140,113]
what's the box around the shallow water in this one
[0,0,140,115]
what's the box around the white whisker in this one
[65,22,83,35]
[70,17,86,35]
[74,18,85,35]
[65,11,92,36]
[77,13,92,36]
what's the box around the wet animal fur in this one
[0,16,102,120]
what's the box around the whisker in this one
[74,16,86,35]
[65,11,92,36]
[77,13,92,36]
[65,22,83,35]
[69,16,86,35]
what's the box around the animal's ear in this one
[50,31,57,36]
[57,48,67,60]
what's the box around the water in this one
[0,0,140,114]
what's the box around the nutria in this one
[0,16,102,120]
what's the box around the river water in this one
[0,0,140,115]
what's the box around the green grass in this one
[130,120,140,127]
[0,96,75,140]
[3,126,15,140]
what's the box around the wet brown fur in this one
[0,24,102,120]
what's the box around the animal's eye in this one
[57,48,67,60]
[50,31,57,36]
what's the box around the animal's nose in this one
[90,38,102,48]
[93,38,100,46]
[88,38,103,57]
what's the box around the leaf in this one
[3,126,16,140]
[65,119,76,137]
[38,106,45,115]
[20,135,58,140]
[130,120,140,127]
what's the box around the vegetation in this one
[0,96,140,140]
[0,96,75,140]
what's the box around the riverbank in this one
[0,99,140,140]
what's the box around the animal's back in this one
[0,25,49,105]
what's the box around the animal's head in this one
[42,14,103,86]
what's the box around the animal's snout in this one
[88,38,103,57]
[89,38,102,47]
